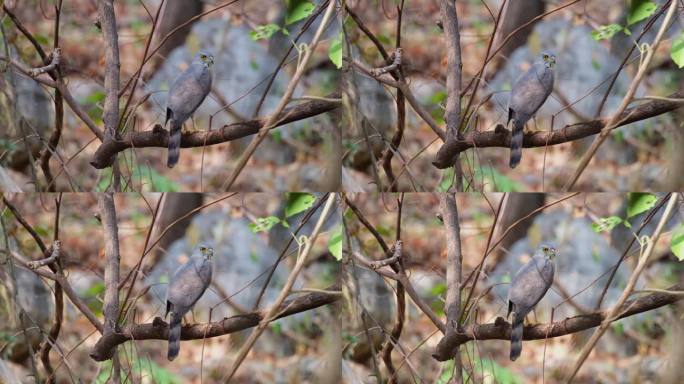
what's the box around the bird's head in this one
[541,51,556,68]
[197,52,215,67]
[539,244,557,260]
[199,244,214,260]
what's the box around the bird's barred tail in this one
[509,119,524,168]
[167,312,182,361]
[510,312,523,361]
[167,120,181,168]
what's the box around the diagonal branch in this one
[89,94,340,169]
[89,284,340,361]
[432,92,683,169]
[432,284,683,361]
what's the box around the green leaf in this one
[670,224,684,261]
[473,166,521,192]
[627,193,657,218]
[285,192,316,218]
[591,24,623,41]
[248,216,281,233]
[430,282,447,296]
[285,0,315,25]
[627,0,657,26]
[328,33,343,69]
[591,216,624,233]
[327,224,343,261]
[438,167,455,192]
[249,24,281,41]
[671,32,684,69]
[130,165,179,192]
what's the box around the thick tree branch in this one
[432,284,682,361]
[89,93,340,169]
[432,92,683,169]
[89,284,340,362]
[98,0,122,193]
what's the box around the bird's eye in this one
[543,54,549,60]
[200,54,206,59]
[542,246,549,252]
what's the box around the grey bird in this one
[507,244,556,361]
[507,52,555,168]
[165,245,213,361]
[165,52,214,168]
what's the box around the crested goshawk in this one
[165,52,214,168]
[165,245,213,361]
[507,244,556,361]
[507,52,555,168]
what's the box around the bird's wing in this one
[167,64,211,120]
[167,257,209,312]
[509,63,553,118]
[508,257,553,314]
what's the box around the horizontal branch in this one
[89,284,340,361]
[432,284,682,361]
[90,93,341,169]
[432,92,683,169]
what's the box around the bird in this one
[507,51,556,168]
[165,245,214,361]
[507,244,556,361]
[165,52,214,168]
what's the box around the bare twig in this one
[27,48,61,77]
[27,240,61,269]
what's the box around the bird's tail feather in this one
[509,119,524,168]
[167,119,181,168]
[167,312,182,361]
[510,311,523,361]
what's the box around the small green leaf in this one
[670,33,684,69]
[285,0,315,25]
[249,24,281,41]
[627,0,657,26]
[438,168,455,192]
[627,193,657,218]
[328,33,343,69]
[591,24,623,41]
[430,282,447,296]
[285,193,316,218]
[591,216,624,233]
[670,224,684,261]
[248,216,281,233]
[327,224,343,261]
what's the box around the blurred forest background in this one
[1,192,341,383]
[0,0,341,192]
[342,0,684,192]
[343,192,684,383]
